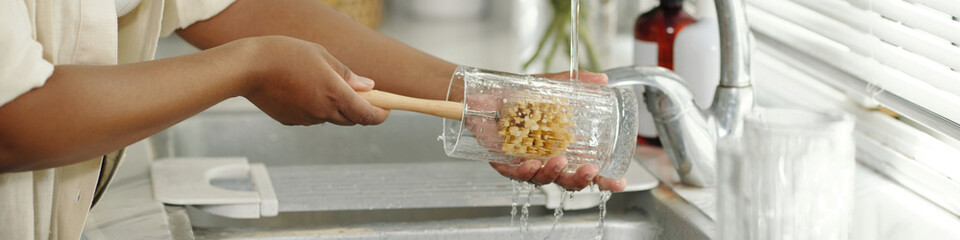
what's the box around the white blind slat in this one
[792,0,960,71]
[749,0,960,99]
[904,0,960,17]
[849,0,960,44]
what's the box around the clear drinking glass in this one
[718,108,856,240]
[441,66,639,178]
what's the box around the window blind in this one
[743,0,960,215]
[745,0,960,142]
[753,45,960,215]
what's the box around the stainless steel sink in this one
[179,196,658,239]
[151,107,679,240]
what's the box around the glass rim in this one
[441,66,469,156]
[744,108,855,134]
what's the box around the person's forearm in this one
[0,40,258,172]
[176,0,458,101]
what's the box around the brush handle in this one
[358,90,463,120]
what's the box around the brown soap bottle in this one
[633,0,696,146]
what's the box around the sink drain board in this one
[215,161,547,212]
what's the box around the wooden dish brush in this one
[358,90,574,158]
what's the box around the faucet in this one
[606,0,753,187]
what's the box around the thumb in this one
[345,74,376,91]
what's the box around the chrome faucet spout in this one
[605,0,753,187]
[607,66,718,187]
[607,67,696,112]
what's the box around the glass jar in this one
[440,66,639,178]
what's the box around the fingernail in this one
[529,165,539,174]
[358,76,375,87]
[553,164,563,173]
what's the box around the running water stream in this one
[595,190,613,240]
[519,182,537,240]
[517,1,615,239]
[508,182,518,230]
[567,2,616,239]
[543,190,571,240]
[569,0,581,81]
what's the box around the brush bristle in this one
[497,99,574,158]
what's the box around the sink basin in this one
[150,106,670,239]
[181,197,658,240]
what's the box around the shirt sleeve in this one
[160,0,237,37]
[0,0,55,106]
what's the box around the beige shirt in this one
[0,0,234,239]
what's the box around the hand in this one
[241,36,389,126]
[483,71,627,192]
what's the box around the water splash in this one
[511,180,521,226]
[519,183,537,240]
[594,190,613,240]
[543,189,571,240]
